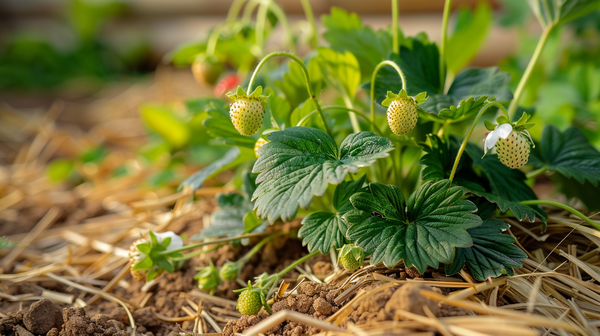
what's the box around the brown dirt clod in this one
[384,283,441,318]
[0,311,24,332]
[59,307,129,336]
[23,299,63,334]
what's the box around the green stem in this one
[526,166,547,179]
[242,0,260,23]
[342,94,361,133]
[226,0,247,23]
[248,52,332,137]
[266,0,296,54]
[238,233,287,264]
[172,245,221,261]
[370,60,407,131]
[276,251,320,279]
[439,0,452,93]
[449,102,508,182]
[206,23,228,57]
[300,0,318,48]
[507,26,553,119]
[255,0,269,55]
[296,106,384,136]
[158,233,268,256]
[392,0,399,54]
[520,200,600,231]
[436,120,450,137]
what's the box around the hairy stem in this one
[370,60,408,130]
[520,200,600,231]
[507,26,553,119]
[392,0,399,54]
[158,232,270,256]
[248,52,332,136]
[300,0,318,48]
[439,0,452,93]
[342,94,361,133]
[449,102,509,182]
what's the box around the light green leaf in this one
[298,175,367,253]
[530,125,600,186]
[446,3,492,74]
[252,127,393,223]
[290,99,324,129]
[274,59,323,111]
[140,104,190,147]
[178,147,254,192]
[445,219,527,281]
[344,180,482,273]
[315,48,361,100]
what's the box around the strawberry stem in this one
[507,26,553,119]
[449,101,508,183]
[369,60,407,132]
[439,0,453,93]
[520,200,600,231]
[392,0,400,54]
[157,232,271,256]
[255,0,296,56]
[300,0,318,49]
[247,52,332,137]
[296,106,384,136]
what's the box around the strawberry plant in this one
[130,0,600,317]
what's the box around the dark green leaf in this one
[423,67,512,118]
[528,0,600,26]
[252,127,392,223]
[345,180,482,272]
[470,191,548,225]
[530,125,600,186]
[445,219,527,281]
[322,7,393,81]
[299,175,367,253]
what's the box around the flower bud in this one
[195,263,221,294]
[219,262,241,282]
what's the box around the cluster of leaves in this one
[169,1,600,286]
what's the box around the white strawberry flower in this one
[484,123,513,155]
[154,231,184,252]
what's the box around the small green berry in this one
[338,244,365,271]
[219,262,241,282]
[237,290,262,315]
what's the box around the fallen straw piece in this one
[243,310,344,336]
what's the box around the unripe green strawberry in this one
[237,290,262,315]
[254,138,268,158]
[381,90,427,136]
[495,130,530,169]
[338,244,365,271]
[219,261,241,282]
[226,86,269,136]
[192,53,224,86]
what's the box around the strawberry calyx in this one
[225,85,270,104]
[381,89,427,107]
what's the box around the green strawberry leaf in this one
[344,180,482,273]
[274,59,323,111]
[298,175,367,253]
[423,67,512,117]
[445,219,527,281]
[322,7,394,81]
[192,172,267,240]
[437,95,490,121]
[201,101,257,148]
[445,2,492,74]
[178,147,254,192]
[530,125,600,186]
[315,48,361,100]
[418,135,546,225]
[529,0,600,27]
[140,104,190,148]
[252,127,393,223]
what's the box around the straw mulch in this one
[1,69,600,336]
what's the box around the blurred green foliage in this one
[0,0,149,91]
